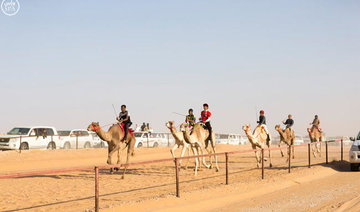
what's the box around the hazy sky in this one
[1,0,359,137]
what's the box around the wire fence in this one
[0,138,349,212]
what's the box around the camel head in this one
[242,124,251,133]
[87,122,100,131]
[180,123,189,132]
[275,125,282,132]
[165,121,175,129]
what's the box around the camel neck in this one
[95,128,110,142]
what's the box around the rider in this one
[310,115,321,132]
[117,105,132,141]
[200,103,212,140]
[185,108,196,129]
[282,114,294,130]
[257,110,270,140]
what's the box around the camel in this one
[307,127,322,157]
[87,122,135,179]
[180,123,219,176]
[242,124,273,168]
[166,121,191,169]
[275,125,295,160]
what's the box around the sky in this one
[0,0,359,137]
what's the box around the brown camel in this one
[87,122,135,179]
[166,121,191,169]
[180,123,219,176]
[307,127,322,157]
[242,124,273,168]
[275,125,295,160]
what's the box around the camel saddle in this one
[118,123,134,138]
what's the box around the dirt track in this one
[0,144,358,212]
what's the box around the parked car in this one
[134,132,166,148]
[89,132,105,148]
[216,134,246,145]
[0,126,60,150]
[349,132,360,171]
[59,129,94,149]
[294,136,304,145]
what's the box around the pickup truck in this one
[0,126,60,150]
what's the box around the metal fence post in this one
[261,149,264,179]
[341,139,343,162]
[326,141,328,164]
[76,134,79,150]
[19,136,22,153]
[288,145,291,173]
[225,152,229,185]
[95,166,99,212]
[175,158,180,197]
[308,143,311,168]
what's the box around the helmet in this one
[260,110,264,114]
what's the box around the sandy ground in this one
[0,144,358,212]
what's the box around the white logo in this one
[1,0,20,16]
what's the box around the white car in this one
[294,136,304,145]
[0,126,60,150]
[349,132,360,171]
[59,129,94,149]
[134,132,164,148]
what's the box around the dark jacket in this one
[284,119,294,128]
[257,115,266,125]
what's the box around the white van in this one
[0,126,60,150]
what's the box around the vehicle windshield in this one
[7,128,31,135]
[58,131,71,136]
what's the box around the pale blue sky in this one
[1,0,359,136]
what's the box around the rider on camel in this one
[257,110,270,140]
[117,105,132,141]
[185,108,196,129]
[200,103,212,141]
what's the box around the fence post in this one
[225,152,229,185]
[95,166,99,212]
[341,139,343,162]
[175,158,180,197]
[167,133,170,147]
[261,149,264,179]
[19,136,22,153]
[326,141,328,164]
[76,134,79,150]
[288,145,291,173]
[147,133,149,148]
[308,143,311,168]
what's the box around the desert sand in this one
[0,144,358,212]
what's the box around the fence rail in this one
[0,139,348,212]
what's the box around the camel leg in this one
[191,146,199,176]
[311,139,317,158]
[279,140,285,157]
[211,141,219,172]
[184,144,191,169]
[205,140,213,169]
[267,142,272,168]
[252,144,261,168]
[179,144,187,169]
[198,145,210,169]
[121,138,135,179]
[108,144,121,174]
[170,144,178,159]
[292,145,295,159]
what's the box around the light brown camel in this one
[275,125,295,160]
[180,123,219,176]
[87,122,135,179]
[242,124,273,168]
[307,127,322,157]
[166,121,191,169]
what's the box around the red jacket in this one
[201,110,211,122]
